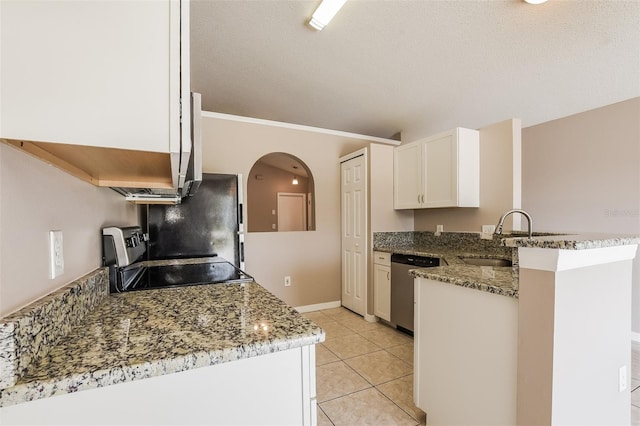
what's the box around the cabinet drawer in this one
[373,251,391,266]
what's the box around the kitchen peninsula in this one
[375,230,639,425]
[0,269,324,425]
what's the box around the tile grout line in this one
[374,384,422,425]
[317,404,336,426]
[317,379,373,404]
[319,377,421,426]
[315,307,424,425]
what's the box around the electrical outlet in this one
[619,365,628,392]
[482,225,496,234]
[284,276,291,287]
[481,225,496,239]
[435,225,444,235]
[49,230,64,279]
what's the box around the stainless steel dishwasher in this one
[391,253,439,334]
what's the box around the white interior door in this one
[277,192,306,231]
[341,153,367,316]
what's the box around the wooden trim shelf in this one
[2,139,174,189]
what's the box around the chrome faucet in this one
[495,209,533,239]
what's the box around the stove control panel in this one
[102,226,148,267]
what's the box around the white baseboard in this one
[294,300,341,313]
[632,332,640,343]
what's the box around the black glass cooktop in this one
[118,261,253,292]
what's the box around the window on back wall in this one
[247,153,316,232]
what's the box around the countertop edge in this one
[0,274,325,409]
[500,234,640,249]
[410,268,519,298]
[0,332,323,408]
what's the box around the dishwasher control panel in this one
[391,253,439,268]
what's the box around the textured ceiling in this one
[190,0,640,140]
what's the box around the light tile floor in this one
[304,307,425,426]
[307,308,640,426]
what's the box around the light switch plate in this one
[619,365,628,392]
[49,230,64,279]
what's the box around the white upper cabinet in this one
[393,142,423,209]
[394,128,479,209]
[0,0,190,189]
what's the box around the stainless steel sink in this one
[459,257,512,267]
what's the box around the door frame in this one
[276,192,307,232]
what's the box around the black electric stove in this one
[102,226,253,293]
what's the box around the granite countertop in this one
[0,280,324,407]
[500,232,640,249]
[374,231,640,300]
[409,264,518,298]
[374,243,519,298]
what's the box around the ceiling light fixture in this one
[308,0,347,31]
[523,0,548,4]
[292,176,299,185]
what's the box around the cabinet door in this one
[393,142,422,209]
[1,0,177,153]
[423,133,458,207]
[373,263,391,321]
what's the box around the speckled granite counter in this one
[373,231,640,300]
[409,264,518,297]
[0,271,324,407]
[374,231,519,298]
[501,232,640,250]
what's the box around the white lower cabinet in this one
[414,277,517,425]
[373,251,391,321]
[0,345,317,426]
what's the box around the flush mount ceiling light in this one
[308,0,347,31]
[523,0,548,4]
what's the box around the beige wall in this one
[370,143,414,233]
[0,143,138,317]
[247,162,310,232]
[412,119,522,232]
[201,114,374,308]
[522,97,640,333]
